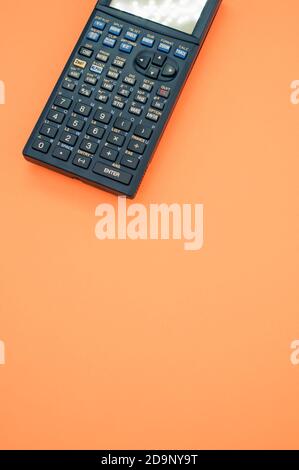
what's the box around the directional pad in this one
[134,51,178,81]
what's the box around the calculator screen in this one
[110,0,209,34]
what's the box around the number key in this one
[67,117,85,132]
[74,102,92,117]
[54,95,72,110]
[32,138,51,154]
[47,109,65,124]
[94,110,112,125]
[80,139,99,154]
[87,125,105,139]
[60,132,78,146]
[40,124,58,139]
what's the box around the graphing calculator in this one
[23,0,222,197]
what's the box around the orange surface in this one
[0,0,299,450]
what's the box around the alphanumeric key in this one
[67,116,85,132]
[32,138,51,154]
[47,109,65,124]
[128,139,146,155]
[79,85,93,98]
[100,147,118,162]
[40,124,58,139]
[62,80,76,91]
[107,132,125,147]
[114,118,132,133]
[134,125,153,140]
[94,110,112,125]
[87,125,105,139]
[73,154,92,169]
[60,131,78,146]
[52,147,71,161]
[74,102,92,117]
[95,91,109,103]
[54,95,72,110]
[121,154,139,170]
[79,139,99,154]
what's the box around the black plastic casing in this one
[23,0,222,197]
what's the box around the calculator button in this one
[87,125,105,139]
[135,93,148,104]
[40,124,58,139]
[118,85,131,97]
[157,86,170,98]
[146,111,160,122]
[107,132,125,147]
[93,162,132,185]
[54,95,72,110]
[146,66,160,79]
[52,147,71,161]
[93,20,106,31]
[152,53,167,67]
[158,42,171,53]
[95,91,109,103]
[129,106,142,116]
[73,58,87,69]
[114,118,132,132]
[113,57,126,68]
[96,52,110,63]
[174,48,188,59]
[125,31,138,41]
[101,80,115,92]
[32,138,51,154]
[47,109,65,124]
[135,54,151,70]
[152,98,165,110]
[100,147,118,162]
[79,47,93,58]
[134,125,152,140]
[68,69,82,80]
[103,37,116,48]
[67,117,85,132]
[112,98,125,110]
[123,75,136,86]
[161,63,177,78]
[73,155,92,169]
[79,85,93,98]
[74,103,92,117]
[128,139,146,155]
[94,110,112,125]
[80,139,98,154]
[141,37,155,48]
[84,75,98,86]
[90,64,104,75]
[87,31,100,42]
[109,25,122,36]
[140,81,153,92]
[119,42,133,54]
[60,132,78,146]
[107,69,120,80]
[121,155,139,170]
[62,80,76,91]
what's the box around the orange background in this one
[0,0,299,450]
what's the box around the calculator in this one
[23,0,222,197]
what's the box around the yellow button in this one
[73,58,87,69]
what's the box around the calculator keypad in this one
[26,10,194,195]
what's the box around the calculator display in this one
[110,0,209,34]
